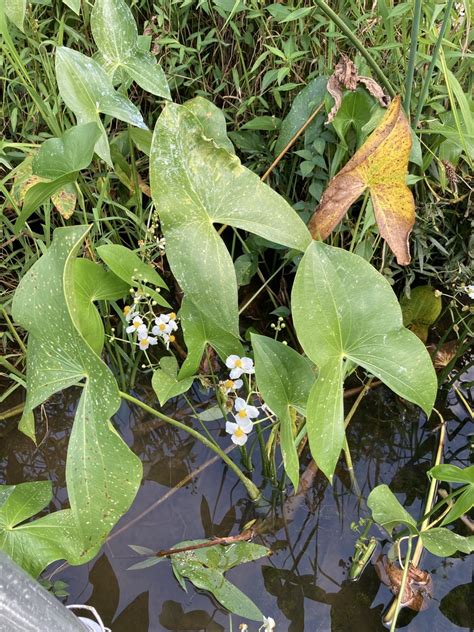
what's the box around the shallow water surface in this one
[1,367,472,631]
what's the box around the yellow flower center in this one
[123,306,131,315]
[133,320,141,328]
[224,379,234,389]
[169,312,176,320]
[159,323,166,331]
[234,427,245,438]
[140,338,148,346]
[238,410,247,418]
[235,359,243,368]
[169,335,176,342]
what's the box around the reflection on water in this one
[0,366,472,631]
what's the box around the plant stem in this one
[413,0,454,127]
[389,536,413,632]
[1,308,27,354]
[313,0,396,98]
[404,0,422,115]
[118,390,261,500]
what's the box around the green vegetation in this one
[0,0,472,628]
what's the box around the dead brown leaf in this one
[309,96,415,265]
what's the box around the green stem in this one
[413,0,454,127]
[1,308,27,354]
[404,0,422,115]
[118,390,261,500]
[388,536,413,631]
[313,0,396,98]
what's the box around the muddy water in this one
[1,367,472,631]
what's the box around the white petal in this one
[151,325,160,336]
[225,421,238,435]
[148,337,158,345]
[229,367,243,379]
[126,325,135,334]
[137,326,148,339]
[231,433,248,446]
[241,357,254,370]
[233,417,252,432]
[247,405,259,418]
[233,379,243,390]
[234,397,246,411]
[226,354,240,368]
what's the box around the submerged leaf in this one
[171,540,270,621]
[309,96,415,265]
[400,286,442,342]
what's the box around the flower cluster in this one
[223,355,258,446]
[123,306,178,351]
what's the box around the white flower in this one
[234,398,259,425]
[123,305,137,322]
[222,378,243,393]
[466,285,474,299]
[126,315,147,336]
[138,336,157,351]
[152,312,178,337]
[162,332,176,350]
[225,355,254,379]
[225,420,252,445]
[260,617,276,631]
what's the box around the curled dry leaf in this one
[326,54,390,123]
[309,96,415,265]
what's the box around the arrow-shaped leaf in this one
[55,46,147,165]
[11,226,142,564]
[309,96,415,265]
[292,241,437,479]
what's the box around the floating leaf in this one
[152,356,194,406]
[309,96,415,265]
[171,540,270,621]
[150,100,311,337]
[96,243,170,308]
[367,484,418,535]
[55,46,146,165]
[400,286,442,342]
[73,258,129,355]
[274,76,327,155]
[91,0,170,99]
[252,334,315,489]
[32,122,101,179]
[292,241,437,479]
[11,226,142,565]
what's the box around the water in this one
[1,367,472,631]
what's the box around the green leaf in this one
[178,297,242,380]
[129,128,153,155]
[150,101,311,336]
[152,355,194,406]
[15,172,78,233]
[400,286,442,342]
[91,0,170,99]
[4,0,26,31]
[252,334,315,489]
[367,484,418,535]
[62,0,80,13]
[171,540,270,621]
[331,89,377,148]
[274,76,327,155]
[11,225,142,568]
[421,527,472,557]
[96,243,170,308]
[55,46,146,165]
[291,241,437,479]
[0,484,82,577]
[184,97,234,154]
[429,464,474,484]
[32,123,101,179]
[73,258,129,355]
[441,486,474,527]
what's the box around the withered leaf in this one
[309,96,415,265]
